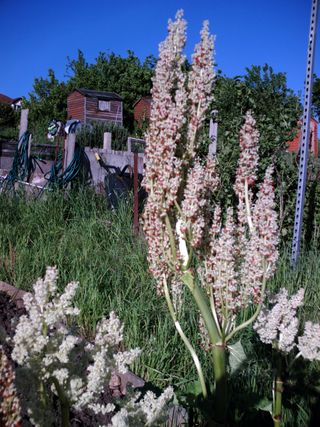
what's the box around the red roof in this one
[0,93,13,104]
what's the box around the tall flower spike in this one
[239,165,279,304]
[205,208,239,321]
[234,111,259,195]
[187,20,215,158]
[144,9,187,205]
[143,11,188,290]
[252,165,279,274]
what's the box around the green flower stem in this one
[181,271,221,344]
[181,271,228,424]
[163,276,208,398]
[272,354,283,427]
[39,379,47,409]
[52,377,70,427]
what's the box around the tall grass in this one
[0,190,319,425]
[0,190,201,390]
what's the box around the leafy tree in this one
[214,64,300,175]
[23,69,69,135]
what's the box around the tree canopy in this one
[212,64,301,206]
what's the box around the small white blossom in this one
[114,349,142,374]
[108,387,174,426]
[298,322,320,361]
[254,288,304,353]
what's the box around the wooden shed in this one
[133,96,152,127]
[67,88,123,125]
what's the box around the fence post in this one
[65,133,76,170]
[103,132,112,151]
[127,137,132,153]
[19,109,29,139]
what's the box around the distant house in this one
[67,88,123,126]
[0,93,22,110]
[133,96,152,127]
[287,117,318,157]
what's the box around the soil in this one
[0,290,115,426]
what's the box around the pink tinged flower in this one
[187,20,215,157]
[144,9,187,207]
[254,288,304,353]
[252,165,279,274]
[239,165,279,304]
[298,322,320,361]
[234,111,259,199]
[181,157,219,249]
[205,208,239,320]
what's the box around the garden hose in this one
[45,144,92,189]
[0,131,45,192]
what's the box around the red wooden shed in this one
[133,96,152,127]
[67,88,123,125]
[287,117,318,157]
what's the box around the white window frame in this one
[98,100,111,111]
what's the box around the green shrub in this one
[76,121,129,150]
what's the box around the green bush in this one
[76,121,129,150]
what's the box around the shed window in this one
[98,100,111,111]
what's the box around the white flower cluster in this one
[255,288,320,361]
[11,267,173,426]
[254,288,304,352]
[298,321,320,361]
[109,387,174,427]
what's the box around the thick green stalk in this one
[211,344,228,425]
[181,271,221,344]
[272,353,283,427]
[163,276,208,398]
[182,272,228,424]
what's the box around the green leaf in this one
[228,339,247,374]
[182,379,204,398]
[255,398,272,415]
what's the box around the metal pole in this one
[133,152,139,235]
[292,0,319,266]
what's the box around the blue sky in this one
[0,0,318,99]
